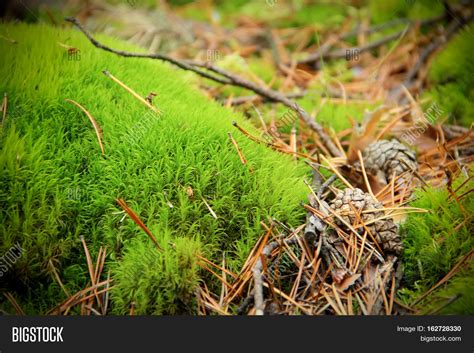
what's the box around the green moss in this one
[398,175,474,314]
[0,22,307,314]
[422,264,473,314]
[111,233,201,315]
[282,3,348,28]
[424,24,474,126]
[175,1,349,28]
[369,0,443,24]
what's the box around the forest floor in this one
[0,0,473,315]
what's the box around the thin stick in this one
[64,17,230,85]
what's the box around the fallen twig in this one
[66,17,342,157]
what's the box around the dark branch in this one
[64,17,231,85]
[65,17,342,157]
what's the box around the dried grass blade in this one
[200,196,218,219]
[102,70,160,115]
[65,99,105,155]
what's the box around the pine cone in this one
[362,139,417,182]
[329,188,402,256]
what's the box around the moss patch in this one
[0,22,308,314]
[424,24,474,127]
[398,175,474,314]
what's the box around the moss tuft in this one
[424,24,474,126]
[111,232,201,315]
[399,174,474,314]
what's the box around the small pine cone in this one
[329,188,402,256]
[362,139,417,182]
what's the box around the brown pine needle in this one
[412,249,473,306]
[227,132,253,173]
[2,92,7,125]
[290,126,297,161]
[232,120,267,145]
[48,259,71,297]
[57,42,79,53]
[116,198,162,251]
[232,121,318,161]
[102,70,160,115]
[262,282,312,315]
[65,99,105,155]
[47,279,111,314]
[80,236,96,288]
[225,227,273,304]
[103,271,111,315]
[4,292,25,315]
[199,262,233,290]
[197,286,230,315]
[357,150,376,201]
[80,236,102,311]
[227,132,247,165]
[219,253,227,306]
[319,154,353,189]
[389,271,396,314]
[197,254,237,279]
[349,203,384,255]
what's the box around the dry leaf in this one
[336,273,361,291]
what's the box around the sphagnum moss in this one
[0,23,308,314]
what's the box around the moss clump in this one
[369,0,444,24]
[424,24,474,127]
[398,175,474,314]
[111,233,201,315]
[0,22,307,314]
